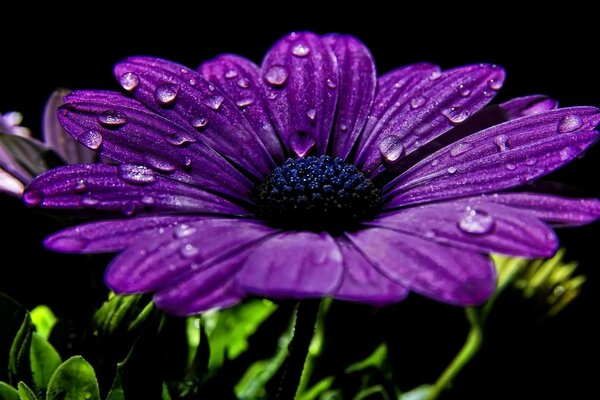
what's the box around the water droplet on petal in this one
[264,65,289,87]
[429,71,441,80]
[98,111,127,127]
[188,79,197,86]
[174,223,196,238]
[326,78,337,89]
[290,131,315,157]
[292,43,310,57]
[457,83,471,97]
[141,195,155,205]
[237,78,250,88]
[483,90,494,97]
[206,96,224,111]
[306,108,317,122]
[80,130,103,150]
[118,164,156,184]
[506,163,517,171]
[155,83,179,105]
[167,133,196,146]
[208,84,216,92]
[558,115,583,133]
[525,157,537,166]
[449,142,474,157]
[431,159,440,167]
[123,202,136,216]
[145,156,177,172]
[191,117,208,129]
[266,92,278,100]
[74,179,87,193]
[183,157,192,167]
[81,195,99,207]
[458,208,495,235]
[379,135,405,164]
[495,134,511,152]
[410,96,427,109]
[235,98,254,108]
[23,189,42,206]
[447,166,458,174]
[488,78,503,90]
[225,69,238,79]
[339,124,348,132]
[180,243,199,258]
[442,106,470,124]
[559,146,578,161]
[119,72,139,91]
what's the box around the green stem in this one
[426,308,483,400]
[274,300,321,400]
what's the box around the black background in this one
[1,5,598,399]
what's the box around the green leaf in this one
[0,381,19,400]
[352,385,389,400]
[46,356,100,400]
[93,294,150,338]
[29,333,61,392]
[0,294,27,382]
[345,344,387,374]
[8,315,32,386]
[161,383,171,400]
[29,307,56,341]
[297,377,335,400]
[16,382,37,400]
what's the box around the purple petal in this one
[0,168,24,196]
[334,238,408,304]
[348,227,496,305]
[261,32,338,156]
[385,107,600,207]
[238,231,344,297]
[322,34,376,160]
[357,64,505,176]
[44,216,194,253]
[371,200,557,257]
[24,164,247,216]
[114,57,275,179]
[59,90,252,201]
[106,218,275,293]
[482,193,600,226]
[43,89,96,164]
[199,55,285,163]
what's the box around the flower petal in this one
[482,193,600,226]
[24,164,247,216]
[371,200,557,257]
[0,167,24,195]
[59,90,252,201]
[385,107,600,207]
[357,64,505,176]
[334,238,409,304]
[261,32,338,156]
[322,34,376,160]
[43,89,96,164]
[238,231,344,297]
[348,227,496,305]
[106,218,275,293]
[199,55,285,163]
[114,57,275,179]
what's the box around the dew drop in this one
[97,111,127,127]
[559,146,578,161]
[429,71,441,80]
[326,78,337,89]
[118,164,156,184]
[208,84,216,92]
[410,96,427,109]
[145,156,177,172]
[81,195,99,207]
[180,243,199,258]
[264,65,289,87]
[119,72,139,91]
[188,78,197,86]
[290,131,315,157]
[191,117,208,129]
[483,90,494,98]
[379,135,405,164]
[23,189,42,206]
[123,203,136,216]
[306,108,317,122]
[206,96,224,111]
[431,159,440,167]
[141,195,155,205]
[235,98,254,108]
[167,133,196,146]
[449,142,474,157]
[174,223,196,238]
[495,135,511,152]
[80,130,103,150]
[237,78,250,88]
[558,115,583,133]
[506,163,517,171]
[457,83,471,97]
[74,179,87,193]
[458,208,495,235]
[292,43,310,57]
[225,69,238,79]
[155,83,179,105]
[339,124,348,132]
[183,157,192,167]
[525,157,537,166]
[447,166,458,174]
[442,106,470,124]
[488,78,503,90]
[266,92,278,100]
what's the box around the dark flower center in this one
[252,155,381,231]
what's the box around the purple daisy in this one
[24,32,600,316]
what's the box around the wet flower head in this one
[23,32,600,315]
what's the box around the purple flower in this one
[24,32,600,316]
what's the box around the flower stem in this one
[426,308,483,400]
[274,300,321,400]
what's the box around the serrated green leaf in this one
[8,315,32,386]
[16,382,37,400]
[0,294,27,382]
[46,356,100,400]
[29,306,56,341]
[29,333,61,392]
[0,381,19,400]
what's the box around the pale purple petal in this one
[114,57,275,179]
[261,32,338,156]
[348,227,496,305]
[371,200,557,257]
[323,34,376,160]
[106,218,275,293]
[0,168,24,195]
[24,164,247,216]
[43,89,96,164]
[334,238,409,304]
[357,64,505,176]
[385,107,600,207]
[199,55,285,163]
[238,231,344,297]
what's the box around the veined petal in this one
[0,168,24,195]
